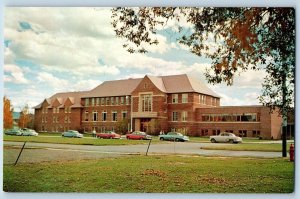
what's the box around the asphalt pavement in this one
[3,141,283,165]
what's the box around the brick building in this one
[34,74,283,139]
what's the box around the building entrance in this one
[140,118,151,132]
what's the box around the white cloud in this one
[4,64,29,84]
[37,72,69,91]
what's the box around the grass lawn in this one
[200,143,293,152]
[3,135,157,146]
[3,155,294,193]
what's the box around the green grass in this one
[3,135,157,146]
[3,155,294,193]
[200,143,293,152]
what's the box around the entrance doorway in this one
[140,118,151,132]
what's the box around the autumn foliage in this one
[3,96,13,129]
[18,104,31,128]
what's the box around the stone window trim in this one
[182,93,188,103]
[172,94,178,104]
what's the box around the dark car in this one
[126,131,152,140]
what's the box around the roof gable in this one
[131,75,166,95]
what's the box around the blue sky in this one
[4,7,267,112]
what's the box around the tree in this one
[3,96,13,129]
[116,119,130,134]
[18,104,30,128]
[111,7,295,156]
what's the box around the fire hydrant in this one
[289,143,294,162]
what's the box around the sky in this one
[4,7,268,112]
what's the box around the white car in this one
[21,128,39,136]
[210,132,242,144]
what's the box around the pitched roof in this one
[82,78,142,98]
[147,75,167,92]
[161,74,220,97]
[34,74,220,109]
[34,91,88,109]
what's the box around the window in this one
[111,97,114,105]
[202,115,210,121]
[93,111,98,121]
[126,96,130,105]
[91,98,95,106]
[212,129,220,135]
[85,111,89,121]
[57,108,59,113]
[241,114,257,122]
[68,116,71,123]
[252,130,260,138]
[56,117,59,123]
[102,111,107,121]
[45,117,47,123]
[182,111,188,121]
[112,111,117,121]
[45,108,48,113]
[85,98,89,106]
[200,94,206,104]
[53,116,56,123]
[64,116,68,123]
[141,94,152,112]
[96,98,100,106]
[106,97,109,105]
[69,107,71,113]
[122,111,127,120]
[65,107,68,113]
[115,97,119,105]
[53,108,56,113]
[42,117,44,123]
[42,108,44,114]
[172,112,179,121]
[172,94,178,103]
[120,96,124,105]
[201,129,208,136]
[214,98,217,106]
[182,94,188,103]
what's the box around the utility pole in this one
[282,67,287,157]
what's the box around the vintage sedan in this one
[5,129,23,136]
[62,130,83,138]
[210,132,242,144]
[159,132,189,142]
[126,131,152,140]
[21,128,39,136]
[96,131,121,139]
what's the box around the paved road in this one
[4,141,283,164]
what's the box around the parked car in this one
[159,132,189,142]
[5,129,23,136]
[21,128,39,136]
[210,132,242,143]
[62,130,83,138]
[126,131,152,140]
[96,131,121,139]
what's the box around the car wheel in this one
[159,137,164,141]
[211,138,216,143]
[140,137,143,140]
[229,139,234,144]
[175,138,180,142]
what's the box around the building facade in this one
[34,74,282,139]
